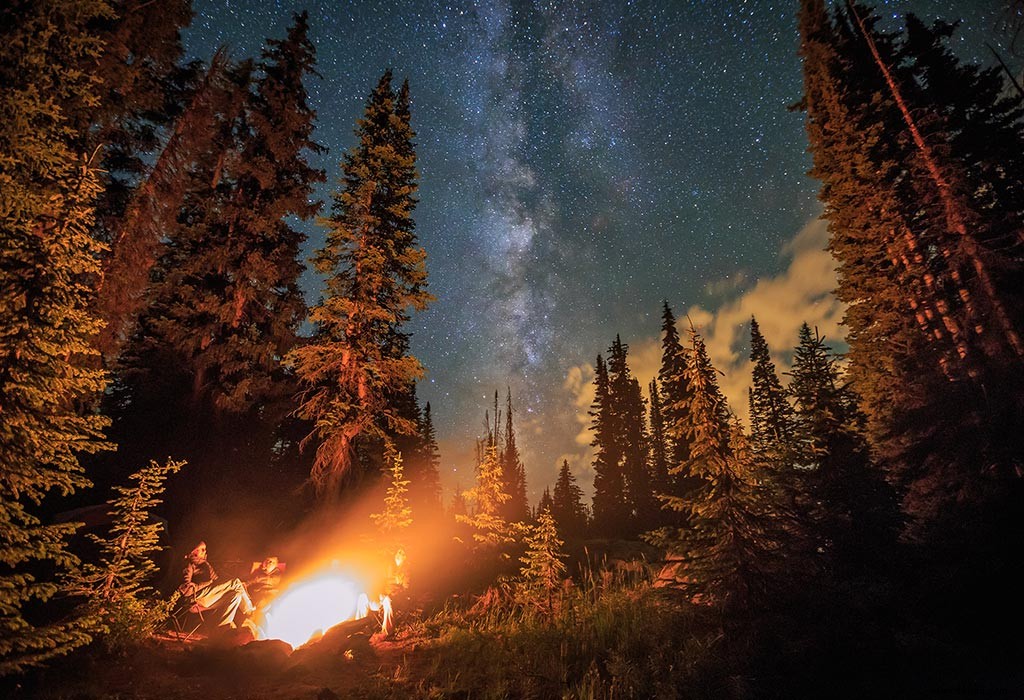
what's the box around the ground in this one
[11,617,437,700]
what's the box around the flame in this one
[256,572,362,648]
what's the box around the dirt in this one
[24,618,435,700]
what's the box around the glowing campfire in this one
[256,571,366,648]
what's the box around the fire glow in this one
[256,572,364,648]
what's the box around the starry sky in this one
[185,0,1012,503]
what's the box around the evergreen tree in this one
[788,324,898,574]
[407,401,443,518]
[535,487,554,521]
[747,316,795,466]
[798,0,1024,538]
[607,336,654,535]
[658,302,696,496]
[94,51,235,360]
[517,509,567,614]
[589,354,627,536]
[289,70,432,498]
[66,459,184,650]
[370,440,413,548]
[647,379,671,506]
[499,389,529,523]
[552,459,587,539]
[647,325,778,611]
[457,445,521,548]
[131,12,324,416]
[0,0,114,673]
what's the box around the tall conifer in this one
[589,354,626,535]
[747,316,795,466]
[552,459,587,539]
[500,389,529,523]
[647,326,778,610]
[289,71,432,497]
[0,0,113,673]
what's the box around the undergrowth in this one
[397,557,734,699]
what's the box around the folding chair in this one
[168,590,207,642]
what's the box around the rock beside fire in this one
[288,616,377,670]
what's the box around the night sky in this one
[185,0,1010,502]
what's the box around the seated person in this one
[246,555,283,607]
[179,541,254,629]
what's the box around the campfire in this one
[255,570,365,648]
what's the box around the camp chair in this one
[168,589,207,642]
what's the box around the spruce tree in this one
[647,379,671,513]
[788,324,898,574]
[289,70,432,497]
[500,389,529,523]
[370,440,413,549]
[799,0,1024,539]
[589,354,626,536]
[408,401,443,518]
[658,302,696,497]
[747,316,795,466]
[457,445,520,548]
[66,459,184,650]
[647,326,778,611]
[0,0,113,673]
[552,459,587,539]
[131,13,323,416]
[535,487,554,521]
[517,509,567,614]
[95,51,234,360]
[608,336,654,535]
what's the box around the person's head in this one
[261,556,278,573]
[188,541,207,562]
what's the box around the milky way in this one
[186,0,1011,500]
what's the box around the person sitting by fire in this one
[246,555,283,608]
[179,541,254,629]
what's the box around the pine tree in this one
[132,13,324,416]
[589,354,626,536]
[500,389,529,523]
[535,487,554,521]
[289,71,432,498]
[0,0,114,674]
[788,324,898,574]
[647,379,671,516]
[799,0,1024,538]
[370,440,413,548]
[408,401,443,518]
[658,302,696,497]
[517,509,567,614]
[94,51,236,360]
[552,459,587,539]
[66,459,184,650]
[747,316,795,466]
[608,336,654,535]
[647,325,778,611]
[457,445,521,548]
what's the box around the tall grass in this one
[402,554,732,699]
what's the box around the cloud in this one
[561,215,843,495]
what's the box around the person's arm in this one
[179,563,197,595]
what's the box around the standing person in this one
[180,541,254,628]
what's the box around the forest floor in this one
[15,616,445,700]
